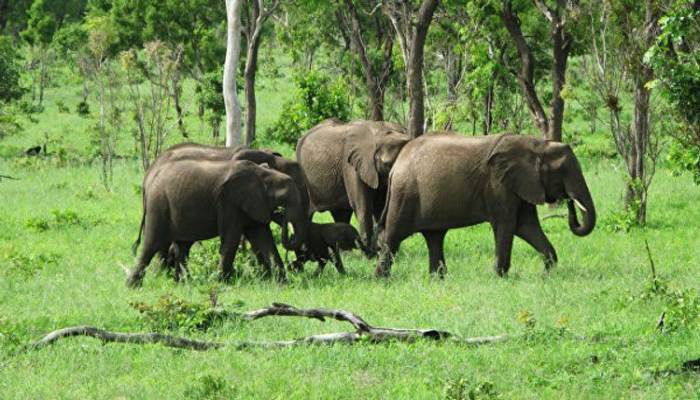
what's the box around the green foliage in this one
[662,289,700,333]
[130,293,242,333]
[0,319,29,356]
[266,71,350,146]
[1,250,60,278]
[24,208,89,231]
[76,100,90,116]
[645,2,700,184]
[20,0,58,46]
[55,100,70,113]
[444,376,498,400]
[183,375,237,400]
[0,36,25,103]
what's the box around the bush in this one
[130,292,242,333]
[265,70,350,146]
[1,250,60,278]
[76,100,90,117]
[55,100,70,113]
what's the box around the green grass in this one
[1,65,700,399]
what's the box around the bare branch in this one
[27,303,512,351]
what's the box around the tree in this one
[586,0,668,225]
[337,0,396,121]
[243,0,280,145]
[500,0,580,142]
[0,36,25,103]
[21,0,58,105]
[646,0,700,184]
[224,0,244,147]
[383,0,440,138]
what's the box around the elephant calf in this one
[291,222,362,276]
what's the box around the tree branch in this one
[27,303,511,351]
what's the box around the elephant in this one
[291,222,362,276]
[376,132,596,278]
[296,118,409,256]
[126,159,308,287]
[132,143,310,278]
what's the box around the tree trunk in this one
[388,0,439,138]
[342,0,394,121]
[483,83,494,135]
[244,0,262,146]
[549,23,570,142]
[172,76,188,138]
[501,1,549,137]
[224,0,244,147]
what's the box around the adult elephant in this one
[296,119,409,255]
[126,160,307,287]
[133,143,309,275]
[376,132,596,278]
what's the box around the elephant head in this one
[488,135,596,236]
[225,161,308,250]
[344,121,409,189]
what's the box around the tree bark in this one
[244,0,280,145]
[27,303,513,351]
[342,0,395,121]
[384,0,440,138]
[501,0,573,141]
[224,0,244,147]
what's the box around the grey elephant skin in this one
[127,159,307,287]
[292,222,362,276]
[376,132,596,278]
[296,119,409,255]
[133,143,310,277]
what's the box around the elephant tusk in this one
[288,222,295,235]
[573,198,588,213]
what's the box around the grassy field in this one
[1,67,700,399]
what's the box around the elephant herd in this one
[127,119,596,287]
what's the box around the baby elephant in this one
[292,222,361,276]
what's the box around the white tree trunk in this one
[224,0,243,147]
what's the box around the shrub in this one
[183,375,237,399]
[130,293,242,333]
[76,100,90,117]
[444,376,498,400]
[1,250,60,278]
[55,100,70,113]
[265,70,350,146]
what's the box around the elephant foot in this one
[125,274,143,288]
[494,265,509,277]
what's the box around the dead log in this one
[27,303,510,351]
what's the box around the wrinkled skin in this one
[291,222,362,276]
[376,132,596,278]
[127,160,307,287]
[133,143,310,278]
[296,119,409,256]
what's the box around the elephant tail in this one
[132,190,146,256]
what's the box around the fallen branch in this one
[27,303,510,351]
[0,174,18,181]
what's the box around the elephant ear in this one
[222,165,271,224]
[344,125,379,189]
[487,135,546,205]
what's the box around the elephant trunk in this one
[567,192,596,237]
[281,209,307,251]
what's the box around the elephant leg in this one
[516,205,557,270]
[170,241,194,282]
[291,250,308,273]
[354,199,378,258]
[219,227,244,283]
[128,237,166,287]
[421,230,447,278]
[313,259,328,277]
[330,246,347,275]
[331,209,352,224]
[245,224,287,283]
[491,221,516,277]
